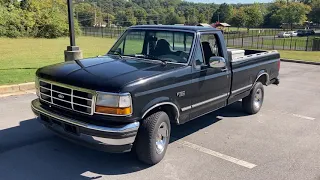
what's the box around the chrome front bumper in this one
[31,99,140,152]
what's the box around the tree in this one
[134,8,147,25]
[184,7,198,24]
[197,13,206,23]
[147,9,159,24]
[243,4,263,30]
[0,5,25,37]
[0,0,80,38]
[165,11,185,25]
[75,3,95,27]
[211,3,233,23]
[284,2,311,29]
[231,7,246,29]
[159,12,167,24]
[267,0,286,27]
[309,0,320,23]
[116,9,137,26]
[3,0,318,38]
[103,13,115,26]
[270,1,311,29]
[31,0,80,38]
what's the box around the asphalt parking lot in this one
[1,61,320,180]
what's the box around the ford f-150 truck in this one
[31,25,280,165]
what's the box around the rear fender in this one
[253,70,269,87]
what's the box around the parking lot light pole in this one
[64,0,83,61]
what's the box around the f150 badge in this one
[177,91,185,97]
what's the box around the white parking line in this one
[292,114,315,120]
[175,139,257,169]
[265,109,316,121]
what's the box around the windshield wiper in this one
[134,54,146,58]
[109,50,122,59]
[158,59,171,65]
[134,54,169,64]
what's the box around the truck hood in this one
[36,55,183,92]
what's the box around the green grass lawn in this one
[0,36,319,85]
[278,50,320,62]
[259,36,315,49]
[0,37,116,85]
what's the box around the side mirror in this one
[209,56,226,68]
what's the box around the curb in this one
[281,58,320,65]
[0,82,35,95]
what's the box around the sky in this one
[187,0,273,4]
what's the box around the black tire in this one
[242,82,264,115]
[134,111,171,165]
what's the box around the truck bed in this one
[227,49,280,104]
[230,49,279,64]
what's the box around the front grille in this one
[39,80,95,115]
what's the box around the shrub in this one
[0,5,25,38]
[0,1,81,38]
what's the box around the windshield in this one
[108,29,195,64]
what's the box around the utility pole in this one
[64,0,83,61]
[93,2,97,26]
[100,6,103,27]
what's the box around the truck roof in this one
[130,25,219,32]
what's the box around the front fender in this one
[140,96,180,122]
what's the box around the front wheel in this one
[134,111,171,165]
[242,82,264,114]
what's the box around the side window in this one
[193,42,205,65]
[200,33,222,64]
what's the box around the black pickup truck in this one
[31,25,280,165]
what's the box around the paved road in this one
[1,62,320,180]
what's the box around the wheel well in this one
[256,74,268,85]
[143,104,178,124]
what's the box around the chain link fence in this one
[81,27,320,51]
[225,34,319,51]
[81,27,126,39]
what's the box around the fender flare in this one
[253,70,270,87]
[141,97,180,124]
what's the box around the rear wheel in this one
[134,111,171,165]
[242,82,264,114]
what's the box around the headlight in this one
[95,92,132,116]
[35,76,40,97]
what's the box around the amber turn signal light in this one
[95,106,132,115]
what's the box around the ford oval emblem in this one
[58,94,64,99]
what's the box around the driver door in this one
[189,33,231,119]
